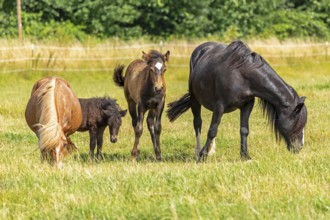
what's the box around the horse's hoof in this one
[131,157,138,163]
[240,154,252,161]
[96,154,104,161]
[197,153,207,163]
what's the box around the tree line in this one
[0,0,329,41]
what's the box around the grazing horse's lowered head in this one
[261,95,307,153]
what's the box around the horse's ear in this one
[142,51,148,61]
[120,109,127,117]
[164,50,170,62]
[293,96,306,114]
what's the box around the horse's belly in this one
[191,75,216,110]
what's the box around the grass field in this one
[0,40,330,219]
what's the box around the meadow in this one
[0,39,329,219]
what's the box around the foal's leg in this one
[198,104,224,162]
[130,102,145,162]
[96,126,106,160]
[191,98,203,160]
[239,99,255,160]
[147,109,161,161]
[151,101,165,161]
[89,128,97,160]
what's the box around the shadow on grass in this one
[73,150,195,164]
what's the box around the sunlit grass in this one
[0,40,329,219]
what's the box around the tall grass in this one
[0,40,329,219]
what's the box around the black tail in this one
[167,93,191,122]
[113,65,125,87]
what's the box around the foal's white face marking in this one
[155,62,163,70]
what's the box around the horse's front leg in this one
[147,110,159,161]
[148,102,164,161]
[131,104,145,162]
[96,126,106,160]
[240,99,254,160]
[198,104,224,162]
[89,128,97,160]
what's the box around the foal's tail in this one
[167,93,191,122]
[113,65,125,87]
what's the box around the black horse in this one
[78,97,127,160]
[113,50,170,161]
[167,40,307,161]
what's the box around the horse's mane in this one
[96,96,123,119]
[33,78,66,153]
[92,96,119,109]
[259,99,307,145]
[222,40,265,69]
[259,99,282,142]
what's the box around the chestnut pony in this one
[25,77,82,167]
[113,50,170,161]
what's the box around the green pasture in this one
[0,47,329,219]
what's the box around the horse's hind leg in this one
[191,98,203,160]
[239,99,254,160]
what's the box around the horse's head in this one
[142,50,170,94]
[102,103,127,143]
[277,96,307,153]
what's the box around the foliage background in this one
[1,0,330,219]
[0,0,330,41]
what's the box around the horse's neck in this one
[252,66,296,109]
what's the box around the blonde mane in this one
[33,78,66,153]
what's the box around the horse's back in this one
[125,59,147,81]
[190,42,222,69]
[189,42,250,111]
[124,59,148,103]
[25,77,82,136]
[54,78,82,136]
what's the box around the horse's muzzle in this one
[110,136,117,143]
[288,142,303,153]
[154,86,163,94]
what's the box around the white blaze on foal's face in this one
[155,62,163,71]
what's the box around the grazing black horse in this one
[167,40,307,161]
[113,50,170,161]
[78,97,127,160]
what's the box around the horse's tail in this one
[33,78,66,158]
[113,65,125,87]
[167,93,191,122]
